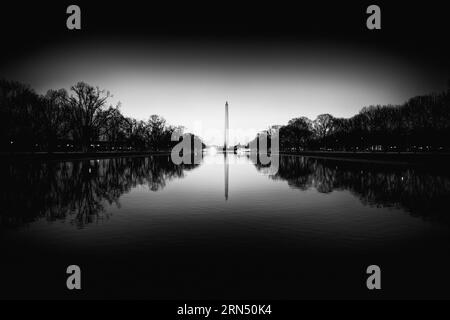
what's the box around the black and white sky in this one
[1,1,449,144]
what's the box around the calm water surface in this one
[1,153,450,299]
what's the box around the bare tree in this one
[147,115,167,150]
[66,82,118,152]
[313,114,335,139]
[39,89,70,152]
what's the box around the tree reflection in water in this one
[254,155,450,225]
[0,155,199,228]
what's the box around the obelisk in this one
[224,101,229,199]
[224,101,229,150]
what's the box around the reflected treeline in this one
[0,156,199,228]
[255,156,450,225]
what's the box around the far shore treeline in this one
[1,79,450,154]
[0,80,204,153]
[251,86,450,152]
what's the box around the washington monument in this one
[224,101,229,150]
[224,101,229,200]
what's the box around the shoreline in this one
[279,151,450,165]
[1,150,449,165]
[0,151,172,162]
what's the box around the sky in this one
[2,38,447,145]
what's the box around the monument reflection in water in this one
[1,153,450,299]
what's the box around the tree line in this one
[251,88,450,152]
[0,79,203,153]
